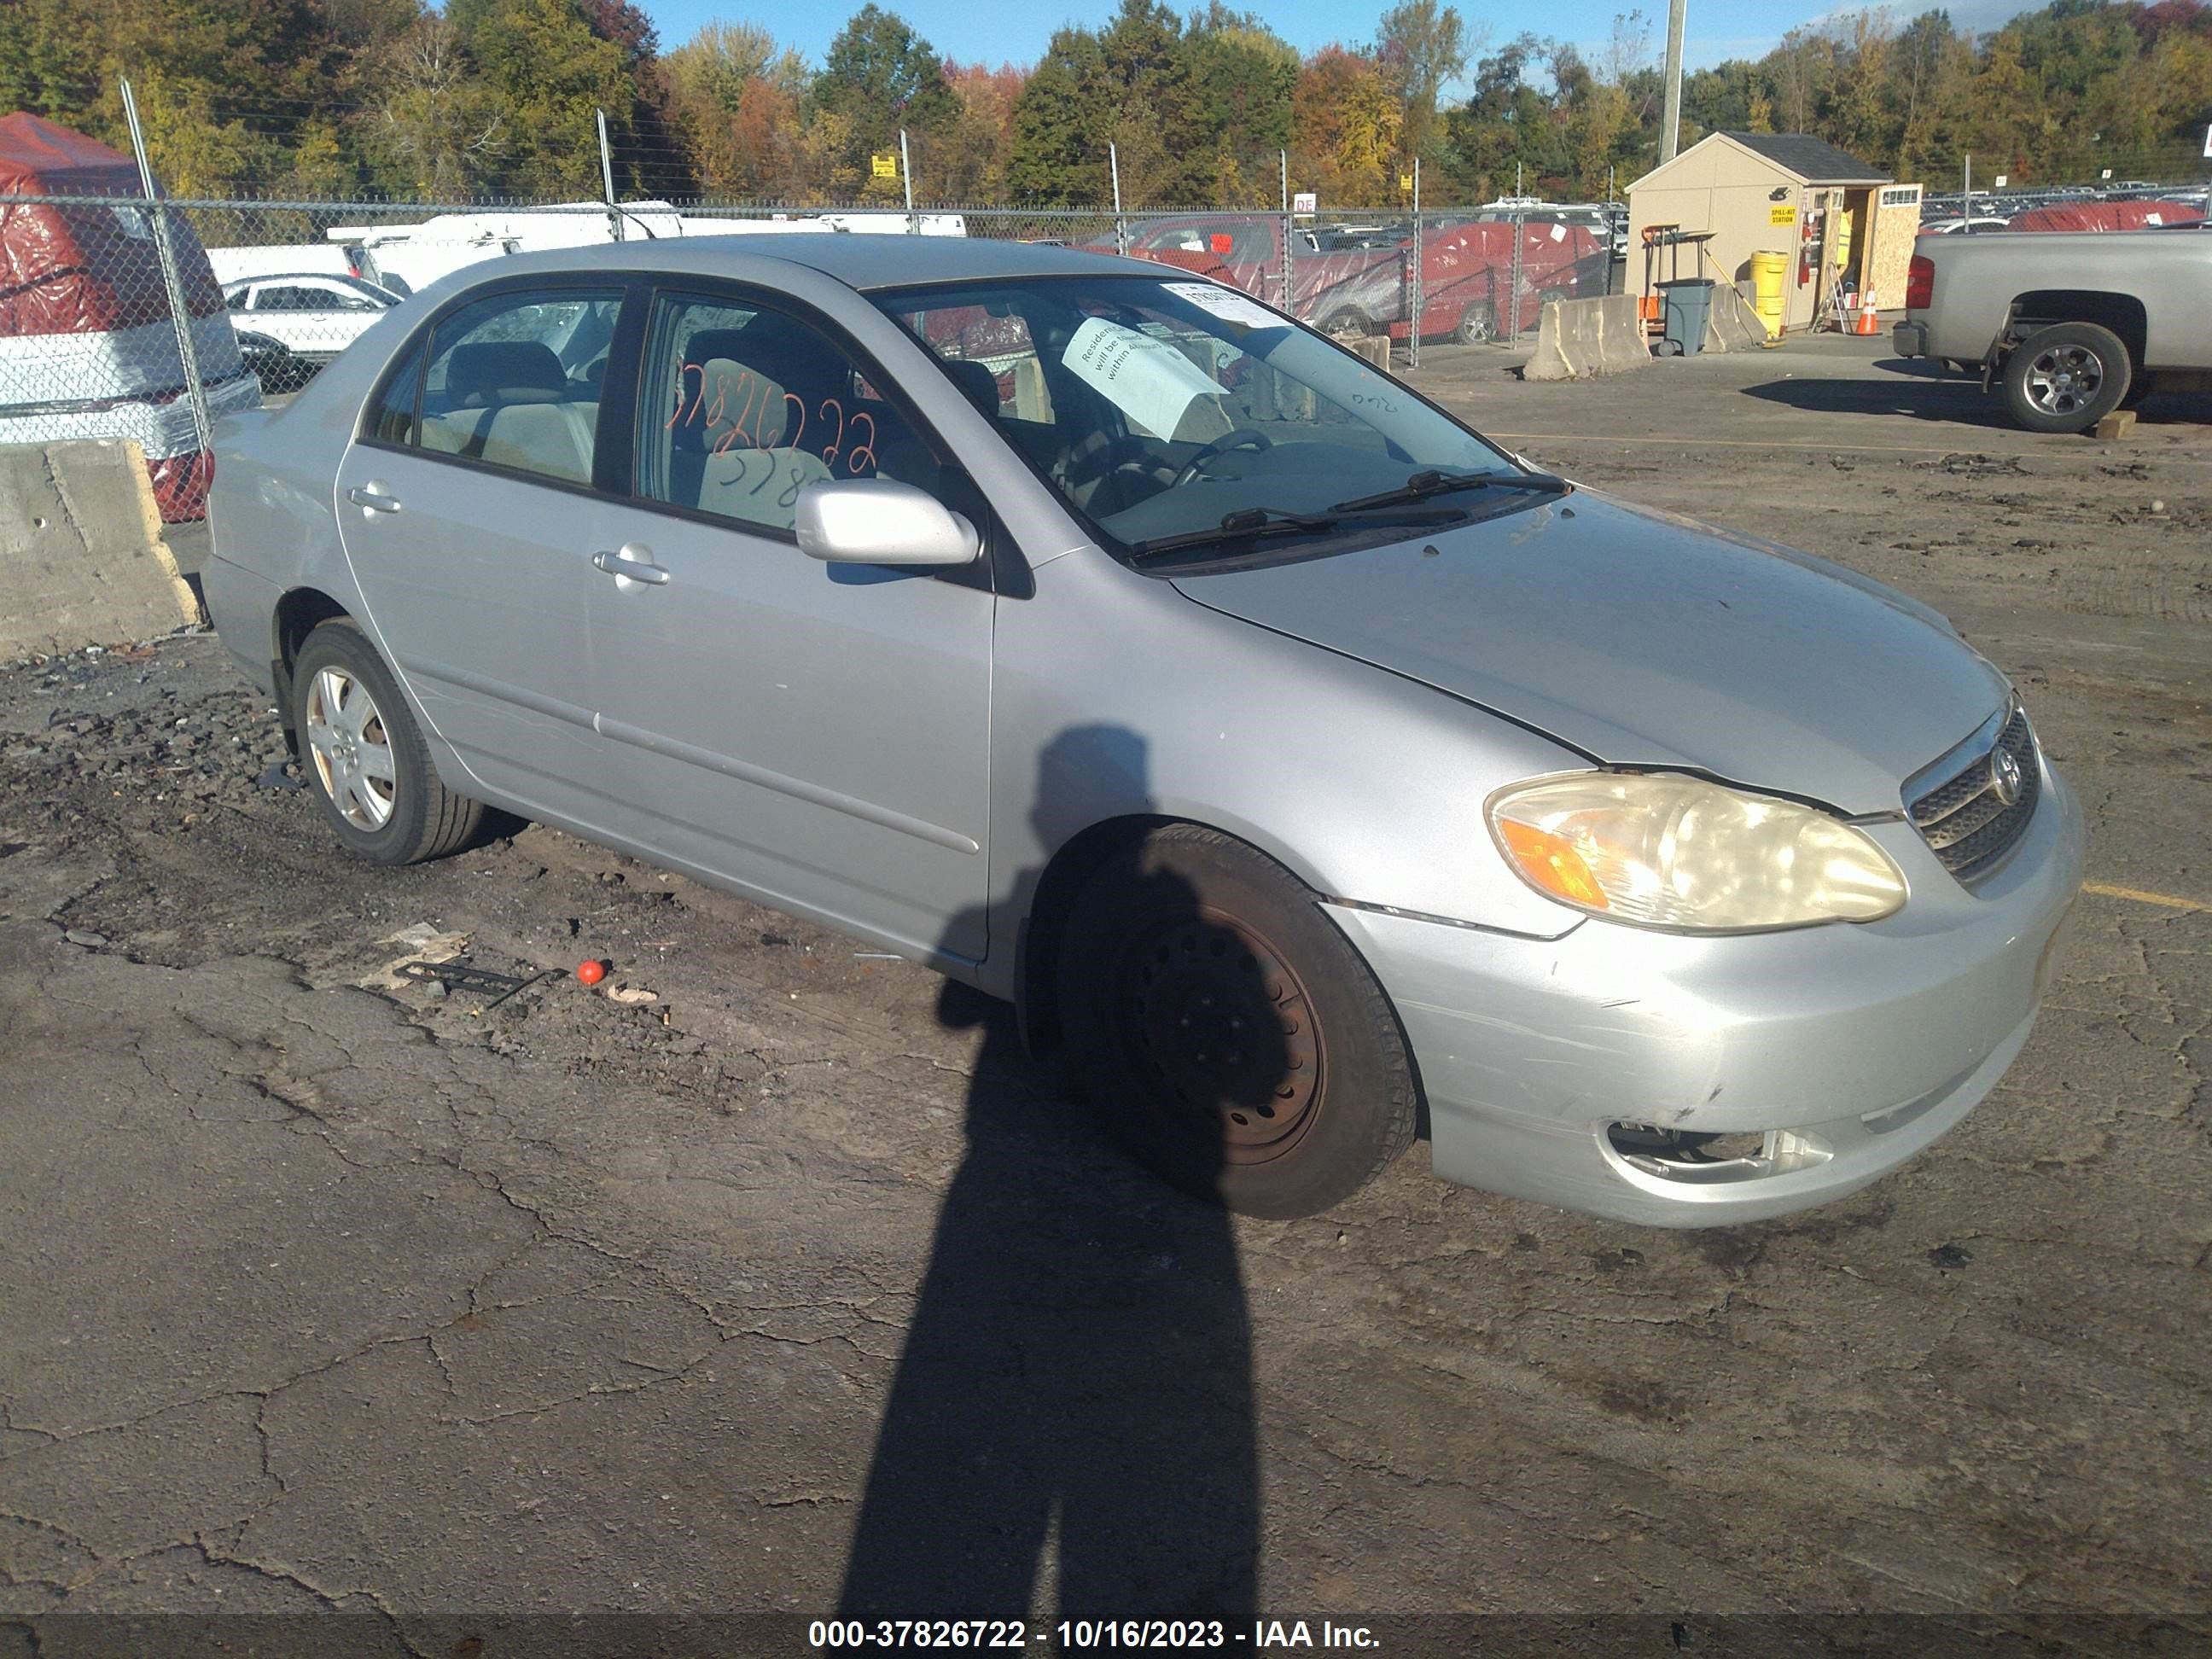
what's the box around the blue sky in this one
[637,0,2031,77]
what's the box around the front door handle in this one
[347,486,402,514]
[592,547,671,586]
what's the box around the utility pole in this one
[1661,0,1687,164]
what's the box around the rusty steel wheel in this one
[1057,824,1418,1218]
[1111,906,1323,1166]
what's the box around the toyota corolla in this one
[201,237,2083,1224]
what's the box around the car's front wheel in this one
[1057,825,1418,1219]
[1452,302,1497,346]
[292,619,485,864]
[2002,322,2131,434]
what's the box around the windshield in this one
[876,275,1522,559]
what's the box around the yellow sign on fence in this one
[870,152,899,180]
[1398,173,1413,193]
[1769,204,1797,226]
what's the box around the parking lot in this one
[2,335,2207,1643]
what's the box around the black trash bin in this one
[1657,278,1714,356]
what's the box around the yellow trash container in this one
[1749,250,1789,339]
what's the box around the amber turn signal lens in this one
[1498,818,1610,911]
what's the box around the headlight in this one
[1487,772,1906,931]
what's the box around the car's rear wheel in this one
[2002,322,2131,434]
[292,620,484,864]
[1057,825,1418,1219]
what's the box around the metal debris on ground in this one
[473,967,561,1014]
[395,960,531,997]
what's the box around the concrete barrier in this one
[1346,334,1394,373]
[0,439,200,657]
[1702,282,1771,354]
[1523,294,1650,381]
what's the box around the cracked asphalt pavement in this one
[2,336,2208,1650]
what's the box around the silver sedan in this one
[202,237,2083,1224]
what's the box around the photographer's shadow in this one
[838,730,1266,1621]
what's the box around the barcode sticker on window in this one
[1161,282,1284,331]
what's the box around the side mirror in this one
[794,478,981,567]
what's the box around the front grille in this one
[1908,708,2040,882]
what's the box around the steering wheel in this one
[1173,428,1273,486]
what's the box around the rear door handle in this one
[592,547,671,586]
[347,486,402,513]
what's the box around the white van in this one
[326,202,968,296]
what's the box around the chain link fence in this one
[7,160,2206,521]
[1,183,1633,521]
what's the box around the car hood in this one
[1168,492,2009,815]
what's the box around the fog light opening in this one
[1606,1122,1834,1182]
[1608,1122,1770,1172]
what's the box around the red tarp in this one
[0,113,242,518]
[2006,199,2206,232]
[0,113,224,337]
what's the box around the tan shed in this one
[1627,132,1906,335]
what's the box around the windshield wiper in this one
[1330,469,1569,514]
[1126,503,1455,562]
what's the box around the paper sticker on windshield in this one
[1062,316,1225,439]
[1160,282,1286,331]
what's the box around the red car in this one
[1097,212,1606,342]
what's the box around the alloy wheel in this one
[2024,344,2104,416]
[303,666,397,830]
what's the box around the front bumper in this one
[1327,760,2085,1227]
[1893,320,1929,358]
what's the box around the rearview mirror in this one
[794,479,980,567]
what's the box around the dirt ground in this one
[2,334,2207,1652]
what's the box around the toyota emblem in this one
[1988,747,2023,807]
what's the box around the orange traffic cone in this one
[1854,295,1882,336]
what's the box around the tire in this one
[2120,372,2159,410]
[2002,322,2131,434]
[1452,303,1497,346]
[291,619,484,865]
[1320,308,1369,339]
[1057,824,1418,1219]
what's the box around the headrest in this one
[943,358,1002,416]
[697,357,799,449]
[446,341,566,409]
[670,319,844,452]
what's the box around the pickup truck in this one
[1894,226,2212,433]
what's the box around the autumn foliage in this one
[0,0,2206,205]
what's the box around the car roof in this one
[446,234,1150,294]
[227,271,382,287]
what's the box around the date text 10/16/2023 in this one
[808,1621,1382,1650]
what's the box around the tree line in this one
[1,0,2207,206]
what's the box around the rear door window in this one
[405,288,621,486]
